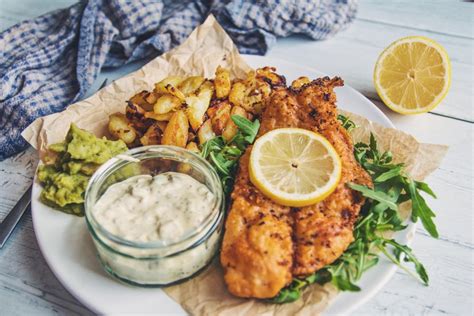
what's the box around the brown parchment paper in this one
[22,14,448,316]
[163,111,448,316]
[22,15,251,158]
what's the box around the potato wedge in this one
[242,93,264,115]
[144,111,173,121]
[108,113,138,145]
[228,81,246,108]
[126,102,151,132]
[178,76,205,96]
[197,119,216,145]
[154,76,184,94]
[222,106,246,142]
[211,102,231,135]
[140,123,163,146]
[162,110,188,147]
[153,94,182,114]
[186,141,199,153]
[186,81,214,131]
[144,91,159,107]
[129,91,150,107]
[215,66,231,99]
[155,121,167,132]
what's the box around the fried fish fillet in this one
[220,77,372,298]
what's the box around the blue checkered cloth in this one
[0,0,357,160]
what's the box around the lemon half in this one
[249,128,342,207]
[374,36,451,114]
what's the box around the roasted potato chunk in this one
[228,81,246,108]
[211,102,231,135]
[162,110,188,147]
[154,76,184,94]
[186,141,199,153]
[197,119,216,145]
[155,121,167,132]
[215,66,231,99]
[129,90,154,111]
[153,94,182,114]
[186,81,214,131]
[108,113,138,145]
[144,111,173,121]
[163,84,186,102]
[178,76,206,96]
[126,102,151,132]
[140,123,162,146]
[222,106,247,142]
[144,92,159,108]
[242,93,264,115]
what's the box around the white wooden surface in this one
[0,1,472,315]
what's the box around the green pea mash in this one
[37,124,127,216]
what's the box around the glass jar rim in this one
[84,145,224,250]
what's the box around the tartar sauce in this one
[92,172,215,243]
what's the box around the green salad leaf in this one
[270,114,438,303]
[200,115,260,195]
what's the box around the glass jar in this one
[84,146,224,287]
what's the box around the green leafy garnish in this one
[270,114,438,303]
[337,114,357,132]
[201,115,260,195]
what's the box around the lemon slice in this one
[374,36,451,114]
[249,128,342,207]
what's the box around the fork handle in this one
[0,184,32,248]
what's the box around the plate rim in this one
[31,55,415,315]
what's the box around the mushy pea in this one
[37,124,127,216]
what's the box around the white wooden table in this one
[0,1,472,315]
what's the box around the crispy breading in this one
[221,153,294,298]
[221,77,372,298]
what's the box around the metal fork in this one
[0,78,109,248]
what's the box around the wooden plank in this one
[0,114,470,315]
[0,0,75,30]
[0,209,92,315]
[267,20,473,122]
[358,0,474,39]
[371,98,473,245]
[1,0,471,121]
[0,1,471,315]
[355,232,473,315]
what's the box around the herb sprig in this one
[271,114,437,303]
[200,115,260,195]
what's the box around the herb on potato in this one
[270,114,437,303]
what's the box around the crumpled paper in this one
[22,15,448,316]
[22,15,251,159]
[163,110,448,316]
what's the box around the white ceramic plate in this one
[31,55,415,315]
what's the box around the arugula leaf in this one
[406,179,439,238]
[231,115,260,143]
[382,239,429,285]
[374,165,403,182]
[415,180,437,198]
[200,116,259,196]
[271,122,439,303]
[337,114,357,132]
[349,183,398,211]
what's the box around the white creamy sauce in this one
[93,172,215,243]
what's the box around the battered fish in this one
[220,76,372,298]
